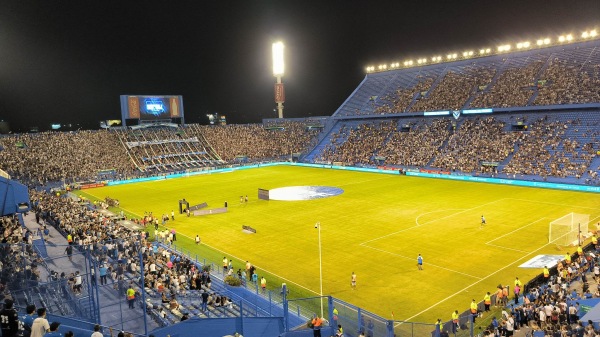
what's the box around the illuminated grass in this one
[81,166,600,322]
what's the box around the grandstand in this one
[0,34,599,337]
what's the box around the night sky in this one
[0,0,598,131]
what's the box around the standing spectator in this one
[0,299,19,337]
[64,245,73,262]
[30,308,50,337]
[91,324,103,337]
[45,322,62,337]
[201,290,209,312]
[99,264,108,285]
[171,210,175,221]
[417,254,423,270]
[22,304,37,337]
[311,315,323,337]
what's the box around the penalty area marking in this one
[483,217,549,254]
[395,237,559,324]
[360,198,505,246]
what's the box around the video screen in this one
[140,97,171,120]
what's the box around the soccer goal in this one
[548,213,590,246]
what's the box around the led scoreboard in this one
[120,95,185,126]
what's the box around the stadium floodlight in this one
[544,38,551,45]
[591,30,597,37]
[582,32,589,39]
[272,41,285,118]
[536,39,543,46]
[272,42,285,76]
[566,34,573,41]
[485,48,491,53]
[558,35,565,42]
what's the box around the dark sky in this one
[0,0,598,131]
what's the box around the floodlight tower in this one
[272,41,285,118]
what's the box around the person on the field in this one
[417,254,423,270]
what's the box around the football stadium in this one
[1,12,600,337]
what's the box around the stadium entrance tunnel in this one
[268,186,344,201]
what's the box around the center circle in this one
[268,186,344,201]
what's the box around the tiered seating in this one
[113,125,222,172]
[334,40,600,118]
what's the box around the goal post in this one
[548,213,590,246]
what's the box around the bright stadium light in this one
[485,48,491,53]
[537,39,543,46]
[582,31,589,38]
[272,41,285,118]
[558,35,566,42]
[544,38,550,44]
[272,42,284,76]
[566,34,573,41]
[591,30,597,37]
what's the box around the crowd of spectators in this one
[535,52,600,106]
[376,119,451,167]
[115,126,221,172]
[411,66,496,112]
[352,46,600,117]
[191,122,319,163]
[374,76,435,114]
[470,60,544,109]
[471,244,600,337]
[431,116,520,173]
[28,189,251,327]
[0,130,133,186]
[317,121,396,165]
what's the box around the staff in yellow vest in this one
[565,252,572,265]
[470,299,478,322]
[483,292,492,312]
[577,245,583,257]
[126,286,136,309]
[260,276,267,293]
[543,266,550,279]
[592,234,598,247]
[514,277,522,288]
[451,310,459,333]
[435,319,444,332]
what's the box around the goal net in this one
[548,213,590,246]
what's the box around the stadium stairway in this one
[303,121,345,163]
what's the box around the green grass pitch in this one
[81,166,600,323]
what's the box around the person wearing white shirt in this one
[30,308,50,337]
[91,324,103,337]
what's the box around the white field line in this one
[397,238,557,323]
[485,218,548,245]
[484,243,530,254]
[360,198,505,246]
[361,244,482,280]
